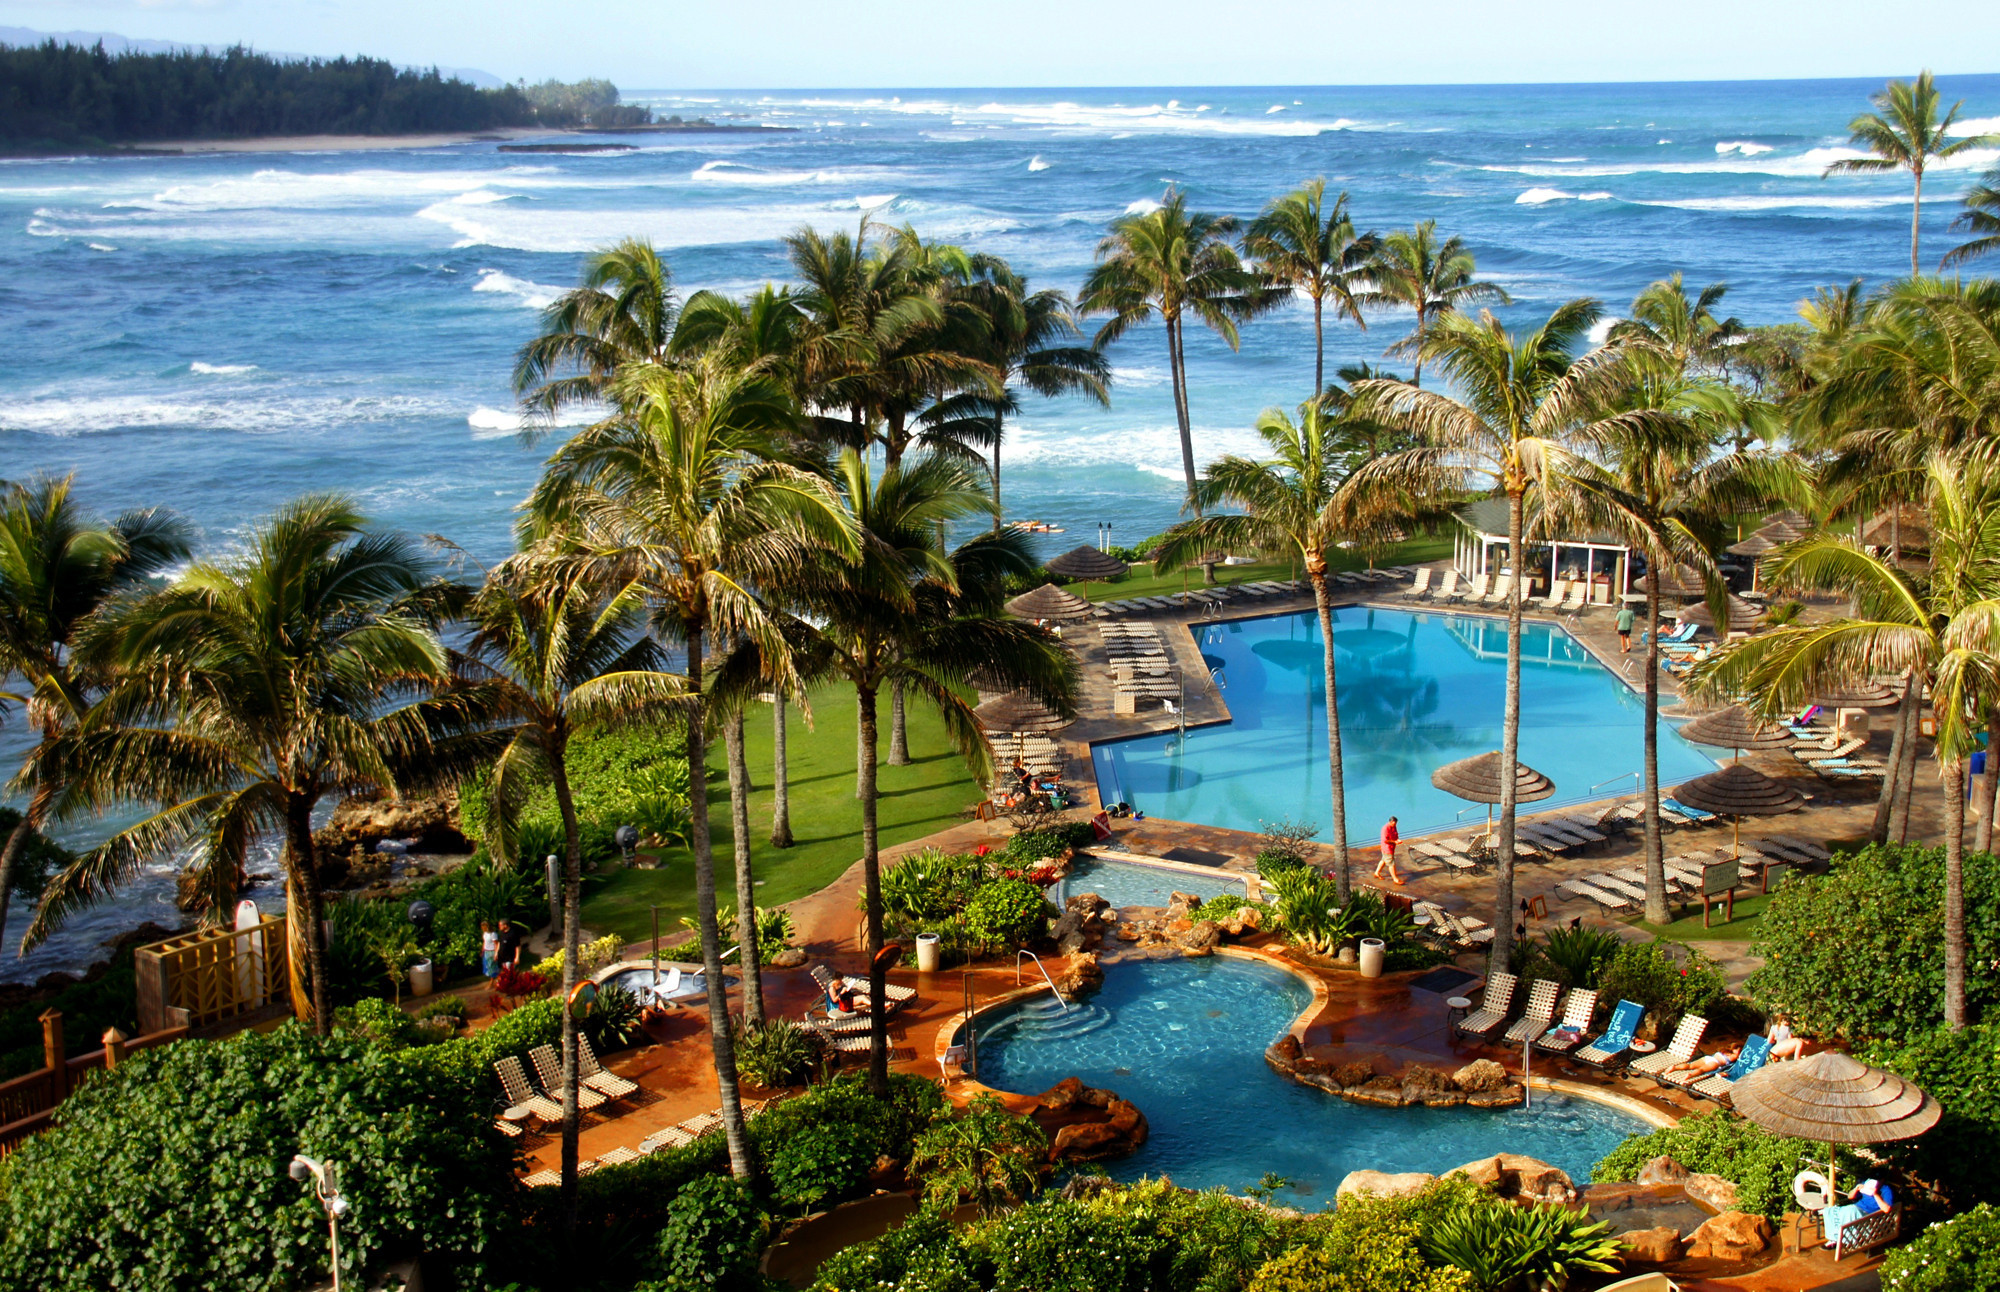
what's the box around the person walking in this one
[1616,602,1636,653]
[480,920,499,978]
[1373,815,1403,884]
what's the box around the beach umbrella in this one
[1634,564,1705,598]
[1729,1050,1940,1199]
[1762,509,1811,537]
[1725,531,1781,592]
[1678,595,1764,632]
[1671,763,1804,862]
[972,690,1070,735]
[1431,751,1555,843]
[1860,504,1930,552]
[1047,545,1130,596]
[1815,679,1900,709]
[1677,704,1795,760]
[1005,582,1094,622]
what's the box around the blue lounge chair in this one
[1661,798,1717,826]
[1691,1032,1772,1104]
[1644,622,1698,647]
[1575,999,1645,1069]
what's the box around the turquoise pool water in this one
[1056,857,1248,911]
[1091,607,1715,845]
[974,956,1646,1203]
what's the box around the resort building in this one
[1452,498,1632,606]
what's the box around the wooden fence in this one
[0,1008,189,1159]
[135,916,289,1034]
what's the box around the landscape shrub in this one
[532,931,627,979]
[1420,1197,1618,1291]
[965,1195,1155,1292]
[1255,848,1310,880]
[459,723,693,860]
[1266,867,1354,953]
[1519,924,1623,990]
[1192,893,1268,923]
[757,1073,946,1212]
[417,995,468,1027]
[963,877,1053,949]
[1592,1107,1853,1221]
[1247,1180,1481,1292]
[909,1093,1047,1212]
[640,1174,768,1292]
[0,1023,517,1292]
[733,1017,822,1088]
[880,847,989,922]
[1879,1203,2000,1292]
[1749,843,2000,1042]
[1004,823,1090,861]
[1861,1022,2000,1208]
[811,1205,979,1292]
[587,982,646,1052]
[478,994,564,1066]
[1594,938,1727,1034]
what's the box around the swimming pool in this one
[1056,856,1249,912]
[973,955,1647,1202]
[1091,607,1715,844]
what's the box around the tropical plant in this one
[1422,1199,1619,1291]
[1243,179,1375,397]
[527,360,858,1178]
[1822,71,1998,275]
[963,877,1053,950]
[0,475,190,956]
[1863,1021,2000,1208]
[1356,300,1640,970]
[1879,1202,2000,1290]
[910,1093,1048,1214]
[1265,865,1357,955]
[587,982,647,1051]
[879,847,988,922]
[1358,220,1509,386]
[1943,163,2000,270]
[1593,1108,1855,1222]
[1155,402,1423,889]
[1692,452,2000,1028]
[1080,188,1271,508]
[1525,924,1622,990]
[514,237,692,421]
[26,496,479,1032]
[732,1017,821,1088]
[643,1174,768,1292]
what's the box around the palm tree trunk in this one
[857,682,889,1094]
[1911,167,1924,279]
[1642,579,1668,925]
[1493,489,1525,973]
[1944,755,1967,1030]
[1983,707,2000,855]
[724,709,764,1027]
[548,732,585,1239]
[686,626,753,1180]
[282,799,332,1037]
[1410,304,1427,389]
[1892,681,1922,843]
[1312,295,1325,399]
[888,678,910,766]
[1165,316,1201,517]
[992,413,1005,534]
[0,817,24,955]
[771,691,794,848]
[1306,558,1350,899]
[1874,675,1914,842]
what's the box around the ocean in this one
[2,77,1996,979]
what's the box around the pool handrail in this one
[1016,950,1069,1012]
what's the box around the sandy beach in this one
[139,126,572,154]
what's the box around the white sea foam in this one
[1632,194,1912,212]
[86,241,116,251]
[467,404,602,438]
[416,197,853,252]
[854,193,897,209]
[1715,140,1774,156]
[1124,197,1162,215]
[107,168,527,211]
[1027,156,1051,171]
[189,361,258,375]
[1266,105,1286,115]
[1109,365,1168,387]
[0,391,444,435]
[1514,188,1615,205]
[690,159,900,186]
[1950,116,2000,137]
[1482,144,1999,179]
[1588,316,1621,346]
[756,94,1367,136]
[473,268,563,310]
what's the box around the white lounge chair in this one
[1454,972,1518,1042]
[1536,988,1599,1053]
[1401,567,1434,600]
[1539,579,1569,610]
[1634,1014,1712,1083]
[1453,572,1489,605]
[1482,573,1514,606]
[1559,584,1588,614]
[1504,979,1563,1043]
[1432,569,1462,603]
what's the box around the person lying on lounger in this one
[1769,1015,1809,1061]
[1660,1044,1740,1078]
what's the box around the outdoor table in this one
[1445,996,1473,1027]
[1628,1040,1657,1055]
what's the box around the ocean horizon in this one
[3,74,1996,979]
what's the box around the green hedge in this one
[1862,1022,2000,1209]
[1880,1203,2000,1291]
[459,724,692,869]
[1591,1108,1853,1222]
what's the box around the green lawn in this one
[580,684,982,944]
[1075,536,1454,603]
[1630,891,1773,941]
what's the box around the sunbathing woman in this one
[1769,1015,1808,1061]
[1660,1044,1740,1079]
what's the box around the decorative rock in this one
[1051,911,1088,955]
[1449,1154,1576,1205]
[1336,1170,1437,1202]
[1165,891,1200,919]
[1465,1087,1526,1108]
[1686,1211,1773,1262]
[1328,1060,1375,1088]
[1684,1172,1741,1214]
[1115,923,1141,942]
[771,948,808,969]
[1452,1059,1509,1093]
[1336,945,1358,965]
[1618,1227,1685,1264]
[1175,920,1221,956]
[1053,953,1104,998]
[1065,891,1107,916]
[1351,1075,1408,1106]
[1270,1035,1303,1063]
[1636,1155,1690,1187]
[1051,1122,1125,1160]
[1037,1076,1085,1110]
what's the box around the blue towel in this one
[1592,999,1644,1051]
[1719,1033,1772,1081]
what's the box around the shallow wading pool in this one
[1055,856,1249,912]
[971,956,1647,1202]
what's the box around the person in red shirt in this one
[1373,816,1404,885]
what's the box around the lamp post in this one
[615,824,638,865]
[287,1155,349,1291]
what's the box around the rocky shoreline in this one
[1265,1035,1529,1109]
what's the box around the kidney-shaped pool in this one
[971,954,1647,1204]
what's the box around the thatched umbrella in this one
[1047,545,1130,596]
[1678,705,1795,761]
[1816,679,1900,710]
[1678,595,1765,632]
[1729,1050,1940,1200]
[973,690,1069,735]
[1860,504,1930,552]
[1726,531,1781,592]
[1635,564,1705,598]
[1005,582,1093,622]
[1431,751,1555,842]
[1671,763,1804,863]
[1762,509,1811,537]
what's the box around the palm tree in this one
[0,476,190,954]
[1942,164,2000,271]
[1611,275,1743,381]
[1243,180,1376,397]
[1692,452,2000,1030]
[1359,221,1510,387]
[1356,301,1640,971]
[792,451,1075,1090]
[1154,402,1420,897]
[24,497,467,1032]
[459,555,682,1232]
[527,364,857,1177]
[1079,188,1270,510]
[513,238,690,421]
[1823,72,1997,276]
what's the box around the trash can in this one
[408,959,434,998]
[1358,938,1386,979]
[915,933,941,973]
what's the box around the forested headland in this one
[0,41,642,150]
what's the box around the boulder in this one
[1618,1227,1685,1264]
[1115,922,1142,942]
[1452,1059,1509,1092]
[1065,891,1107,916]
[1165,891,1201,919]
[1328,1060,1375,1088]
[1686,1211,1773,1262]
[1269,1035,1303,1064]
[1051,1122,1125,1161]
[1684,1172,1740,1214]
[1051,911,1088,955]
[1351,1075,1409,1106]
[1037,1076,1085,1110]
[1336,1170,1437,1202]
[1636,1155,1690,1187]
[313,788,467,861]
[1105,1098,1149,1145]
[1465,1087,1525,1108]
[1054,953,1104,998]
[1450,1154,1576,1205]
[771,948,808,969]
[1176,920,1221,956]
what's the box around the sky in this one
[0,0,1996,88]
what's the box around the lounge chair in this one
[1535,988,1599,1053]
[530,1045,606,1111]
[1413,901,1494,948]
[810,964,915,1015]
[1503,979,1563,1043]
[1559,584,1588,614]
[1482,574,1514,606]
[1793,737,1865,763]
[1692,1033,1773,1103]
[1556,878,1631,912]
[1453,972,1518,1042]
[1401,567,1434,600]
[1550,815,1611,846]
[578,1036,639,1100]
[1817,1180,1901,1261]
[1660,797,1718,826]
[522,1169,562,1187]
[1540,579,1569,611]
[1767,833,1832,861]
[1427,569,1460,603]
[1454,572,1490,606]
[1574,999,1646,1069]
[1515,825,1570,856]
[1647,621,1699,647]
[1630,1014,1709,1081]
[494,1055,563,1124]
